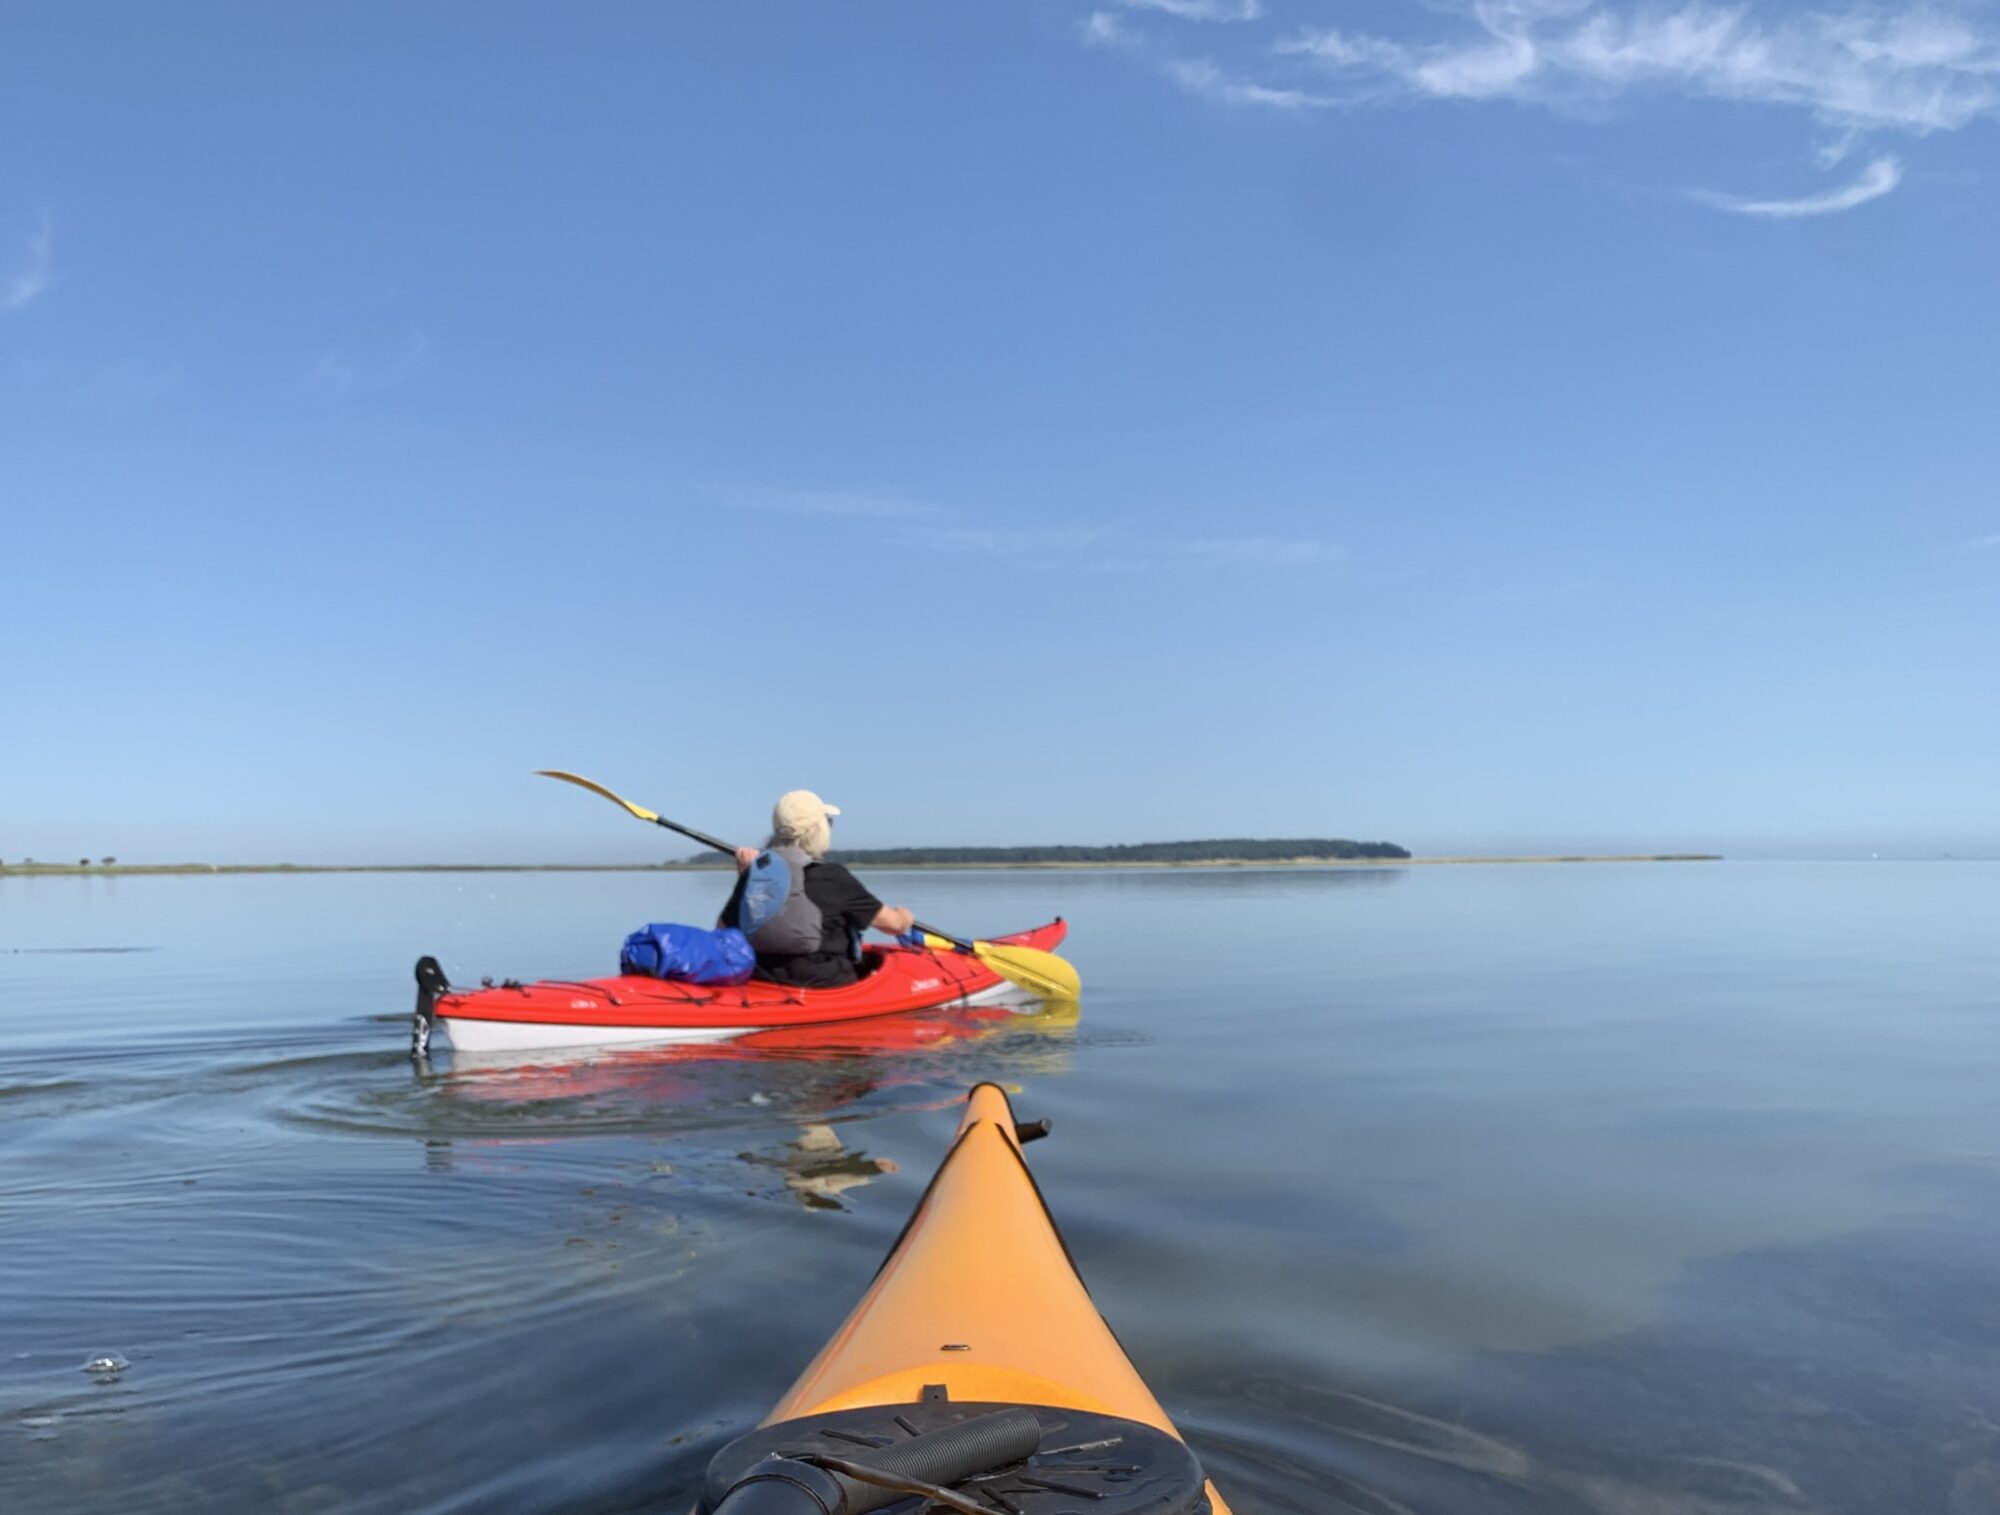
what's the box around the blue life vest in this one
[735,844,824,956]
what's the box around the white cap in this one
[773,790,841,847]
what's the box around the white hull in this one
[434,979,1029,1054]
[437,1017,764,1053]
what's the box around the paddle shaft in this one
[648,814,739,858]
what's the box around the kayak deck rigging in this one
[701,1400,1211,1513]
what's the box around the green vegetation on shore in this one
[824,837,1412,865]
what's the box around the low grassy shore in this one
[2,855,1723,877]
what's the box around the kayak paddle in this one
[535,770,1082,1000]
[904,924,1081,1002]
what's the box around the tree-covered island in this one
[819,838,1413,865]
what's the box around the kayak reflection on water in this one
[742,1123,902,1211]
[405,999,1083,1158]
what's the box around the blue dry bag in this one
[619,923,756,985]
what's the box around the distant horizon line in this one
[6,853,1747,877]
[11,854,2000,880]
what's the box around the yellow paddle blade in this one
[970,941,1083,1001]
[916,932,1079,1000]
[536,770,659,825]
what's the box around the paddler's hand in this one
[734,847,760,871]
[873,904,916,936]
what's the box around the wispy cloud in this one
[312,330,431,392]
[1696,153,1903,216]
[4,212,53,312]
[727,485,1341,572]
[1119,0,1263,20]
[1161,56,1339,109]
[726,486,947,521]
[1972,532,2000,549]
[1083,10,1336,109]
[1089,1,2000,213]
[1277,4,2000,132]
[920,522,1112,556]
[918,519,1341,571]
[1814,125,1865,167]
[1158,535,1343,567]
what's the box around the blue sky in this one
[3,1,1995,864]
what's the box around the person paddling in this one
[721,791,916,988]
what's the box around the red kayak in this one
[411,920,1067,1054]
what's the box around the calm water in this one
[3,863,1996,1514]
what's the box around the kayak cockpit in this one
[699,1399,1214,1514]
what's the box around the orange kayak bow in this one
[698,1083,1230,1514]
